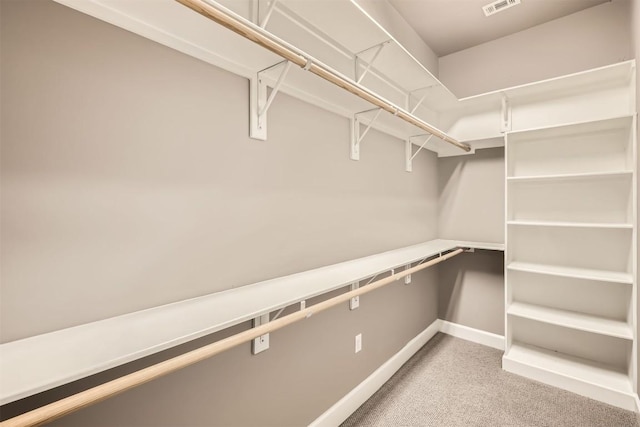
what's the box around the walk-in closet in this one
[1,0,639,425]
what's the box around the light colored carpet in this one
[342,333,639,427]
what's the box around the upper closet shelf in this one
[269,0,459,110]
[442,62,635,154]
[53,0,465,155]
[0,239,500,406]
[456,61,635,110]
[53,1,635,158]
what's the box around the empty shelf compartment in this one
[504,343,633,395]
[507,302,632,340]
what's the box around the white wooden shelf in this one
[507,261,632,285]
[507,170,633,183]
[506,261,633,284]
[507,220,633,229]
[460,63,635,106]
[0,239,497,406]
[454,240,505,251]
[443,63,635,150]
[506,114,634,137]
[503,343,635,410]
[274,0,458,110]
[507,302,632,340]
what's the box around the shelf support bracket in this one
[259,0,279,28]
[354,41,389,84]
[349,282,360,310]
[408,88,430,114]
[253,297,305,353]
[351,108,383,160]
[405,134,434,172]
[252,313,270,354]
[501,94,512,132]
[404,264,412,285]
[250,60,292,140]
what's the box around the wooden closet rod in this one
[0,248,464,427]
[175,0,470,152]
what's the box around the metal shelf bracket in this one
[252,313,270,354]
[408,87,432,114]
[351,107,383,160]
[355,41,390,84]
[258,0,279,28]
[349,282,360,310]
[405,134,434,172]
[250,60,292,140]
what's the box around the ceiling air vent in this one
[482,0,521,17]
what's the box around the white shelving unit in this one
[0,239,501,406]
[503,115,638,410]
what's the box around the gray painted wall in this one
[437,148,505,335]
[0,1,440,424]
[438,250,504,336]
[438,148,505,244]
[439,0,633,98]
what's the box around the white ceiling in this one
[388,0,609,56]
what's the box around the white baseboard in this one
[311,320,505,426]
[309,319,441,427]
[312,318,638,426]
[438,320,505,351]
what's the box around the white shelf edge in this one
[452,240,505,251]
[507,302,633,340]
[507,261,633,285]
[507,170,633,182]
[507,221,633,230]
[348,0,453,97]
[505,114,635,137]
[459,60,635,103]
[503,343,635,411]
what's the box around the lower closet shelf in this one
[0,239,503,407]
[507,261,633,284]
[507,302,633,340]
[503,343,635,410]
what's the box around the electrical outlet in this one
[355,333,362,353]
